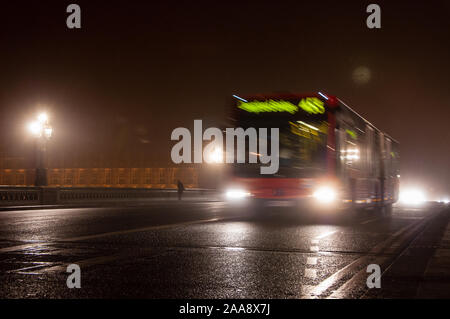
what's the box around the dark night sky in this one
[0,0,449,196]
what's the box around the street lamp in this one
[28,113,52,186]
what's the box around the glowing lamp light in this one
[313,186,337,204]
[28,121,43,137]
[27,112,52,139]
[37,113,48,123]
[44,127,53,138]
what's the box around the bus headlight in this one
[313,186,336,204]
[225,189,251,200]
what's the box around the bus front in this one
[225,93,339,210]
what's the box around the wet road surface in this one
[0,201,448,298]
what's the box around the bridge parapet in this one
[0,187,217,207]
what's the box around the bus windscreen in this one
[231,98,329,178]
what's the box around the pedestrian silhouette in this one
[177,180,185,200]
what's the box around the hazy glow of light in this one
[38,113,48,123]
[249,152,261,157]
[352,66,371,84]
[44,127,53,138]
[28,121,43,136]
[205,147,223,163]
[28,112,52,139]
[400,188,427,206]
[313,186,336,204]
[226,189,250,200]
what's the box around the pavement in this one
[0,200,448,298]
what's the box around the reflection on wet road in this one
[0,202,448,298]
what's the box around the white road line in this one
[395,216,424,220]
[300,284,317,298]
[7,262,55,274]
[0,243,48,254]
[305,256,367,297]
[310,246,319,252]
[41,254,127,273]
[311,239,319,244]
[305,218,427,298]
[0,217,222,254]
[360,217,381,225]
[327,256,390,299]
[61,217,221,242]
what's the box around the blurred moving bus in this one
[225,92,399,213]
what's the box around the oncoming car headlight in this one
[225,189,251,200]
[399,188,426,206]
[313,186,336,204]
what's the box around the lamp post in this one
[28,113,53,186]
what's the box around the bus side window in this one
[337,126,349,177]
[385,137,392,177]
[373,131,381,178]
[391,142,400,176]
[366,125,374,177]
[341,124,361,170]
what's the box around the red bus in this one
[224,92,399,214]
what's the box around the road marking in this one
[0,217,223,253]
[307,257,317,265]
[39,247,174,273]
[310,246,319,252]
[7,261,55,275]
[300,285,317,298]
[314,230,337,240]
[306,256,366,297]
[41,254,129,273]
[391,221,420,237]
[61,217,222,242]
[395,216,424,220]
[0,243,49,254]
[304,268,317,279]
[327,256,390,299]
[311,239,319,244]
[360,217,381,225]
[304,216,430,298]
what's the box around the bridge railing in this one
[0,187,42,206]
[0,186,218,207]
